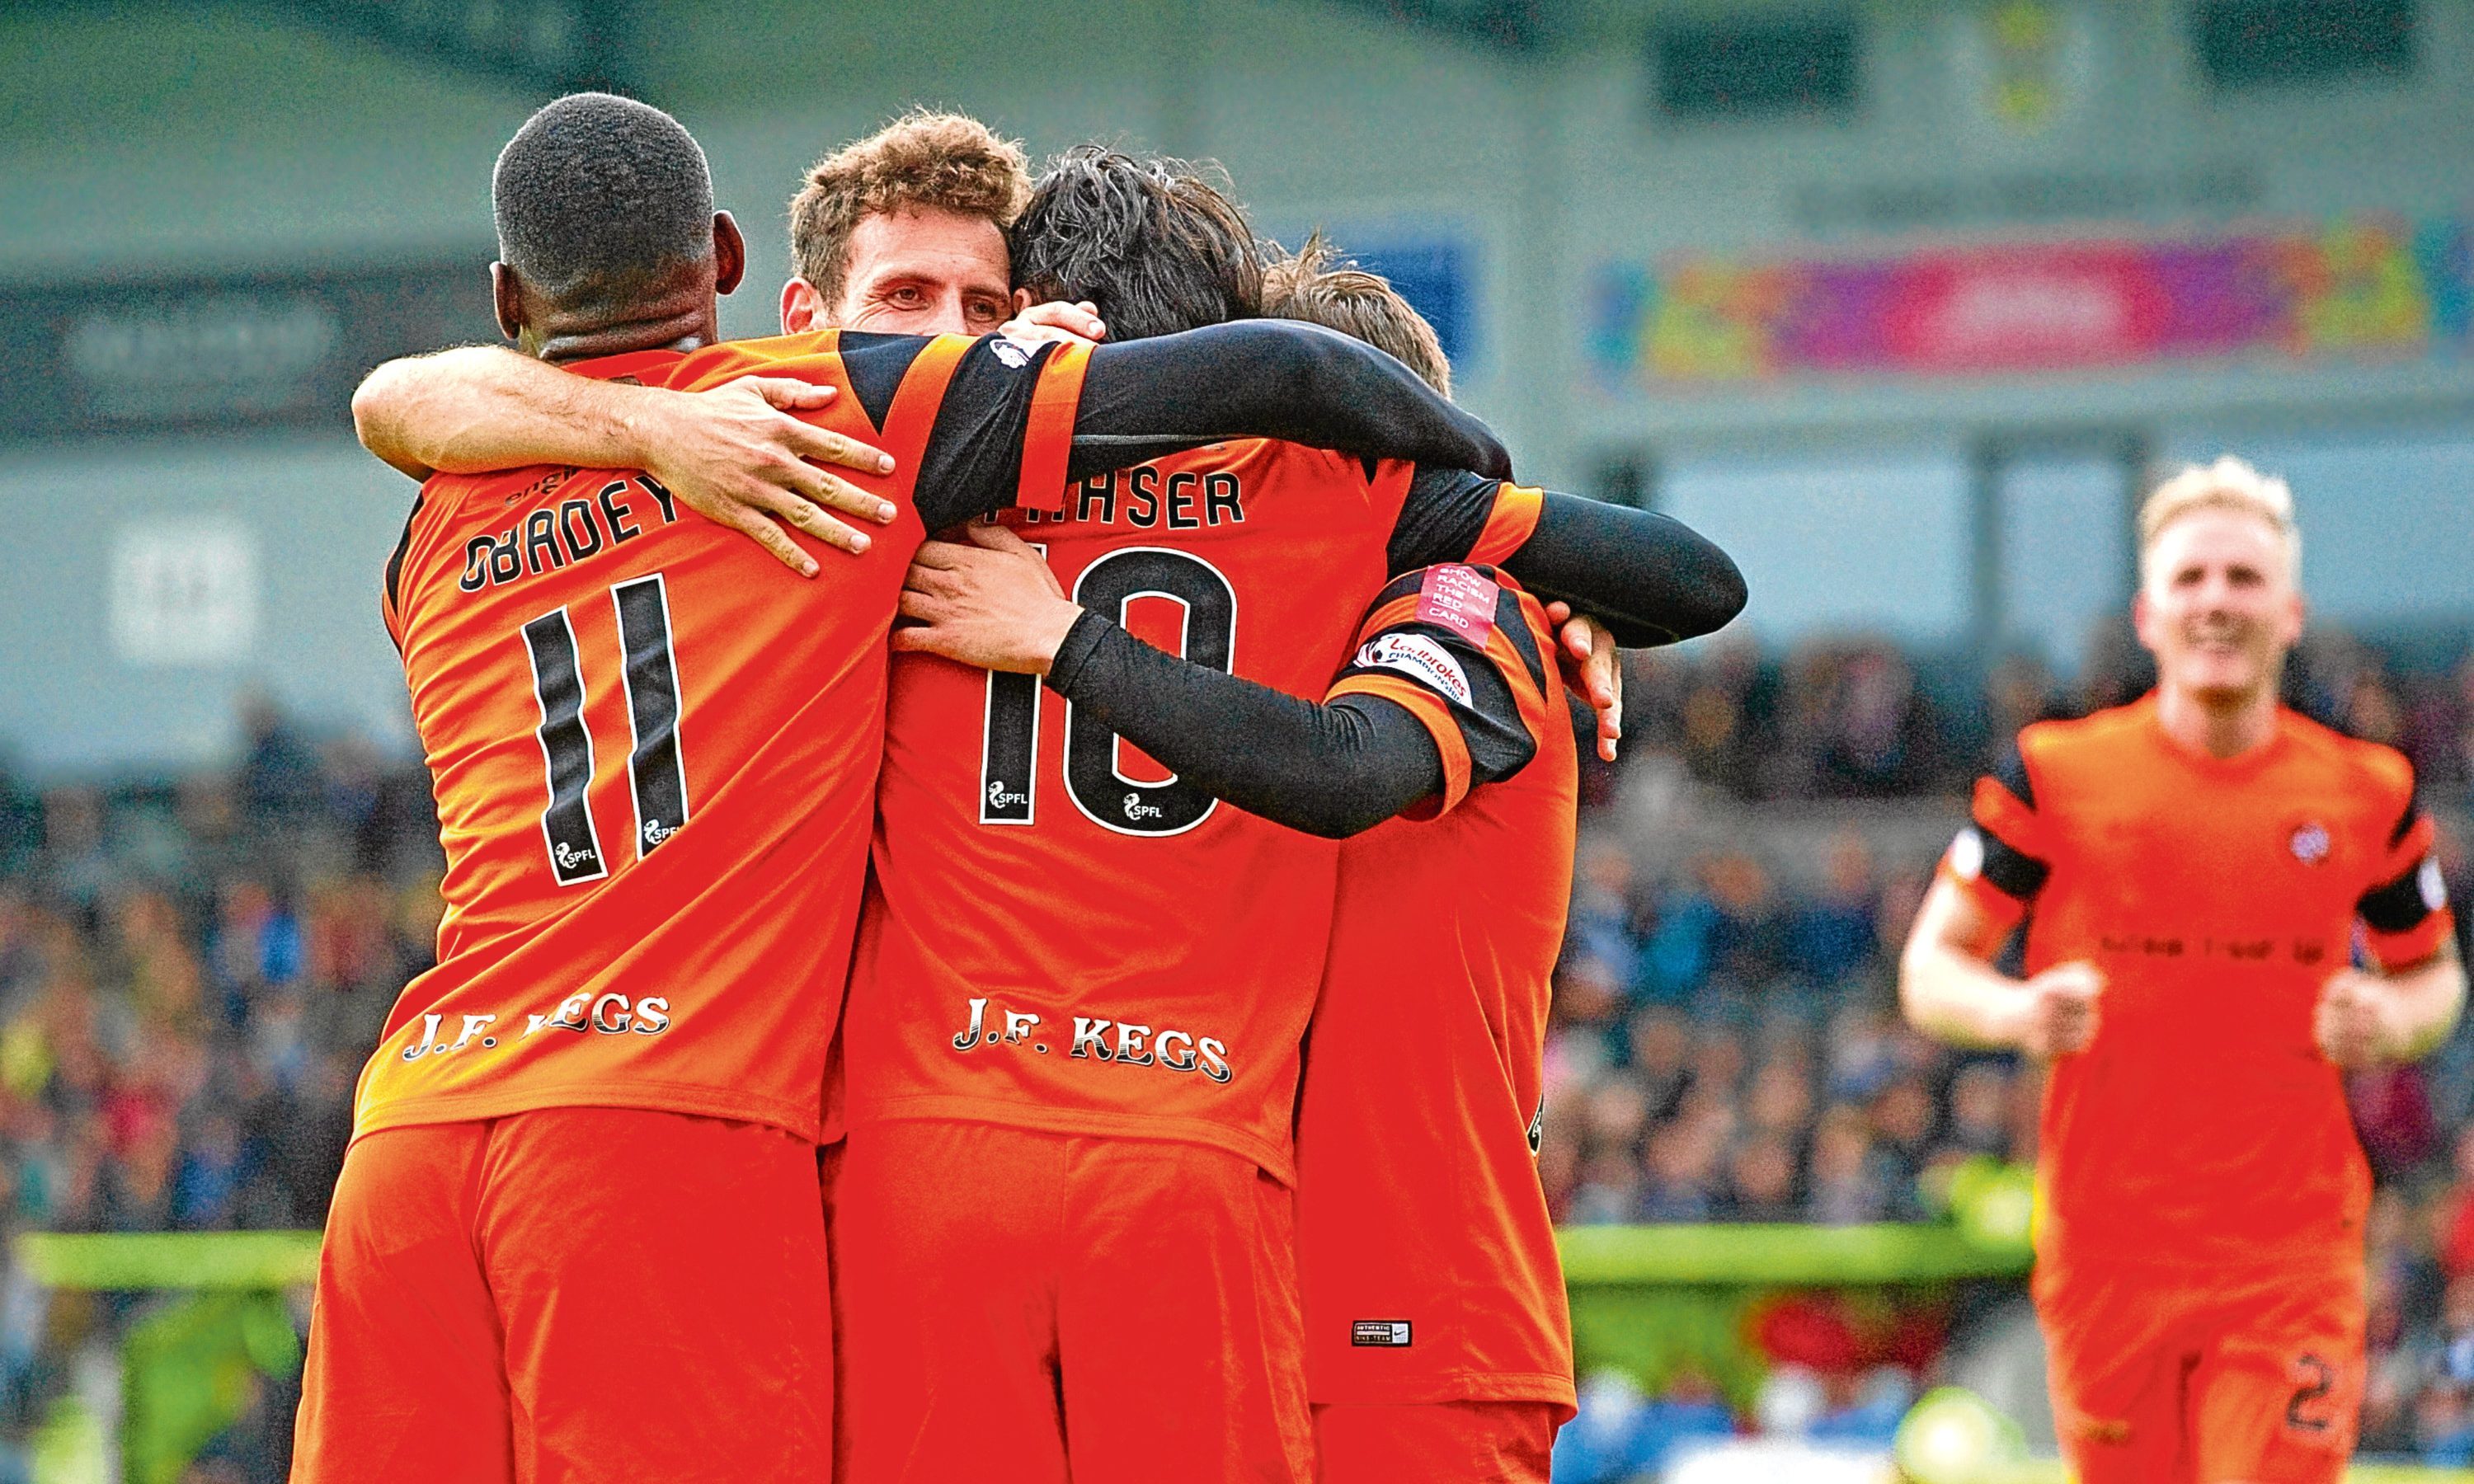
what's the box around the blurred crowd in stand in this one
[2,614,2473,1473]
[0,699,442,1480]
[1625,623,2474,806]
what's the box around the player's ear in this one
[1014,288,1036,314]
[2129,589,2157,651]
[490,261,525,344]
[782,278,826,335]
[712,212,747,297]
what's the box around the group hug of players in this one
[289,91,2468,1484]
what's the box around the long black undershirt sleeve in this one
[1046,613,1444,839]
[1065,320,1512,482]
[1500,493,1748,650]
[910,320,1511,529]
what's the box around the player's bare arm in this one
[1898,876,2105,1057]
[352,346,899,573]
[2315,939,2467,1068]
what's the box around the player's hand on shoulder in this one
[1544,599,1622,762]
[2010,960,2105,1058]
[999,299,1108,349]
[894,524,1084,675]
[2314,969,2397,1068]
[639,376,900,575]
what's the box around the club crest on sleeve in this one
[1414,564,1498,637]
[2289,822,2331,866]
[990,336,1034,369]
[1948,827,1986,881]
[1356,633,1472,706]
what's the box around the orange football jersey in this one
[1945,697,2454,1278]
[1295,566,1579,1412]
[842,446,1540,1179]
[355,330,1088,1141]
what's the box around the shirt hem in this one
[354,1082,821,1145]
[848,1096,1294,1185]
[1310,1369,1577,1416]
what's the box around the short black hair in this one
[1009,148,1263,341]
[492,92,715,312]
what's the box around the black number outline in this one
[611,574,690,858]
[520,607,608,886]
[2284,1352,2335,1435]
[1062,547,1236,838]
[977,543,1045,826]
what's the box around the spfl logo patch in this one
[1352,1321,1413,1347]
[2290,822,2331,866]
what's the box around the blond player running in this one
[1900,458,2464,1482]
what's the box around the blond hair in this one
[787,110,1031,308]
[1263,232,1451,397]
[2138,455,2300,585]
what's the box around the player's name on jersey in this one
[1017,466,1248,530]
[949,997,1233,1082]
[455,474,681,594]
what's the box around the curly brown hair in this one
[787,110,1031,309]
[1263,232,1451,397]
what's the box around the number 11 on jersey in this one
[520,572,690,885]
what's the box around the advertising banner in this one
[1590,216,2472,387]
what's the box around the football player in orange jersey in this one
[834,151,1734,1484]
[889,250,1742,1483]
[349,135,1676,1481]
[1898,457,2465,1484]
[316,93,1516,1484]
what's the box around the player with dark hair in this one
[311,92,1513,1484]
[890,265,1723,1483]
[1008,146,1267,341]
[830,148,1738,1482]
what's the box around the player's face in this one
[809,205,1014,336]
[2133,508,2304,705]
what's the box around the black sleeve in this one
[905,321,1514,530]
[1045,614,1444,839]
[1066,320,1510,481]
[1497,493,1748,650]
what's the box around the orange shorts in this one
[291,1107,832,1483]
[835,1119,1311,1484]
[1313,1401,1559,1484]
[2036,1258,2364,1484]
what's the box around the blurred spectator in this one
[0,697,439,1472]
[1807,1105,1897,1226]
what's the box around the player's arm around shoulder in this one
[350,345,895,572]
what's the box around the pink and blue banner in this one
[1589,215,2472,386]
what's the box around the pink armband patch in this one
[1415,564,1497,638]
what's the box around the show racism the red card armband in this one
[1415,564,1497,638]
